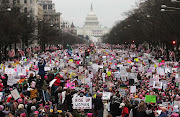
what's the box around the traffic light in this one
[172,41,176,45]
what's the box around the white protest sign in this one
[11,89,20,100]
[130,86,136,93]
[22,69,26,76]
[0,92,3,101]
[49,79,57,87]
[72,97,92,109]
[16,66,22,73]
[44,67,51,71]
[174,101,180,107]
[162,102,170,107]
[114,72,121,79]
[79,66,83,73]
[102,92,111,100]
[119,88,125,96]
[7,75,19,86]
[153,81,162,89]
[102,73,106,78]
[128,73,137,80]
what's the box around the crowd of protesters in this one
[0,43,179,117]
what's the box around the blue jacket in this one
[159,112,167,117]
[38,60,46,75]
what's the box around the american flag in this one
[45,46,49,51]
[8,49,15,58]
[26,48,32,54]
[18,50,25,56]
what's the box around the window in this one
[48,5,52,9]
[24,0,27,4]
[17,0,20,3]
[24,7,27,13]
[13,0,16,5]
[30,0,32,4]
[43,5,47,9]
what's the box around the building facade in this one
[38,0,61,27]
[60,17,77,34]
[77,4,109,42]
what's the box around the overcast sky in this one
[52,0,138,28]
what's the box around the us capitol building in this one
[77,4,109,42]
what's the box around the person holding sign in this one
[38,59,46,88]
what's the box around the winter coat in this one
[121,107,129,117]
[54,77,61,86]
[38,60,46,76]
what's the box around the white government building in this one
[77,4,109,43]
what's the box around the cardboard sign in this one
[130,86,136,93]
[145,95,156,103]
[72,97,92,109]
[78,76,86,80]
[11,89,21,100]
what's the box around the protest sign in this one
[162,102,170,107]
[174,101,180,107]
[66,82,75,89]
[119,88,125,97]
[79,66,83,73]
[153,81,162,89]
[102,92,111,100]
[45,67,51,71]
[11,89,21,100]
[49,79,57,87]
[130,86,136,93]
[72,97,92,109]
[0,92,3,101]
[7,75,19,86]
[120,85,128,89]
[107,71,111,76]
[145,95,156,103]
[78,76,86,80]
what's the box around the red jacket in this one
[121,107,129,117]
[54,77,61,86]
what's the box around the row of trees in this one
[0,3,87,60]
[104,0,180,50]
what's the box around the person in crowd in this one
[15,104,28,117]
[38,59,46,87]
[94,92,103,117]
[159,107,168,117]
[120,103,129,117]
[137,102,147,117]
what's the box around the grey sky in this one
[52,0,138,28]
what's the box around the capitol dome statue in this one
[77,4,109,42]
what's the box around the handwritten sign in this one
[72,97,92,109]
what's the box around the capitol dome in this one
[84,4,100,28]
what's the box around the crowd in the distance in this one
[0,44,179,117]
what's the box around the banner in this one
[145,95,156,103]
[72,97,92,109]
